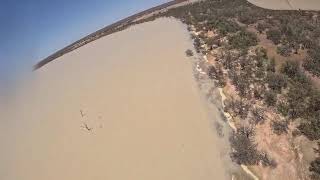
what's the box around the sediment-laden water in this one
[1,18,231,180]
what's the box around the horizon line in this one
[33,0,188,70]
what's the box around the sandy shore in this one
[1,18,230,180]
[247,0,320,10]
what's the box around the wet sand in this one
[1,18,229,180]
[247,0,320,10]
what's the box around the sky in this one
[0,0,169,92]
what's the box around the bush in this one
[238,11,257,25]
[310,158,320,180]
[277,101,289,117]
[267,57,276,72]
[280,60,300,79]
[224,98,250,119]
[266,72,287,93]
[229,30,258,51]
[207,65,226,87]
[277,44,291,57]
[303,48,320,77]
[298,112,320,140]
[207,18,241,35]
[208,66,217,80]
[266,29,282,45]
[251,107,265,125]
[310,143,320,179]
[257,22,269,33]
[185,49,194,57]
[264,90,277,106]
[271,120,289,135]
[253,86,264,100]
[259,151,277,168]
[193,37,202,53]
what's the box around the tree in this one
[224,98,250,119]
[230,127,260,165]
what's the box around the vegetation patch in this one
[161,0,320,178]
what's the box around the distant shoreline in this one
[33,0,188,70]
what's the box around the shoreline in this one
[193,55,260,180]
[218,87,260,180]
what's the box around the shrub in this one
[207,18,241,35]
[303,48,320,77]
[251,107,265,125]
[280,60,300,79]
[277,101,289,117]
[253,86,264,100]
[229,30,258,51]
[266,72,287,93]
[259,151,277,168]
[208,65,226,87]
[224,98,250,119]
[185,49,194,57]
[193,37,202,53]
[266,29,282,45]
[264,90,277,106]
[257,22,269,33]
[298,112,320,140]
[310,158,320,180]
[277,44,291,57]
[271,120,289,135]
[267,57,276,72]
[208,66,217,80]
[238,11,257,25]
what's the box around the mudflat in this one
[247,0,320,10]
[1,18,228,180]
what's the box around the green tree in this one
[230,127,260,165]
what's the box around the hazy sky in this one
[0,0,169,90]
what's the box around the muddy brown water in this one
[1,18,230,180]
